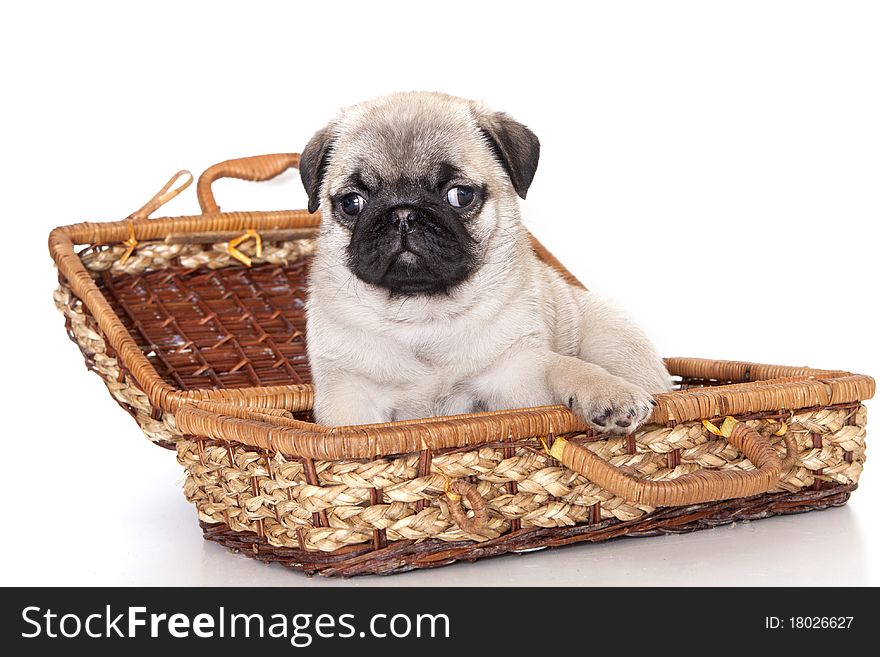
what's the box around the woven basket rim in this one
[49,155,875,461]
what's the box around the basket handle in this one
[549,419,795,506]
[196,153,302,214]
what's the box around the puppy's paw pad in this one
[568,380,655,434]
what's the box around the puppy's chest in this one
[407,338,460,369]
[397,321,502,369]
[387,336,490,419]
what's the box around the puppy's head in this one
[300,92,539,295]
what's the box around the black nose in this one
[391,207,415,234]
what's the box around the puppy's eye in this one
[446,186,475,209]
[340,193,367,216]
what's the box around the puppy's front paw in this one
[566,376,656,434]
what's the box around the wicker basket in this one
[50,153,875,576]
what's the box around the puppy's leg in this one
[547,355,656,432]
[474,347,656,433]
[578,292,672,394]
[311,372,393,426]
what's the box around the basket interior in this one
[95,260,312,390]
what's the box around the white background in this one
[1,0,878,586]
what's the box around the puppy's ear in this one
[476,111,540,199]
[300,124,335,213]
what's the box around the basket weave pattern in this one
[177,407,865,552]
[56,238,868,552]
[50,154,874,576]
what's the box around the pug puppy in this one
[301,91,671,431]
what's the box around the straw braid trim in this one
[200,484,857,576]
[79,238,315,275]
[176,406,865,551]
[54,285,174,443]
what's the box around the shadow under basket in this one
[50,153,875,577]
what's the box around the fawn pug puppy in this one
[301,91,670,429]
